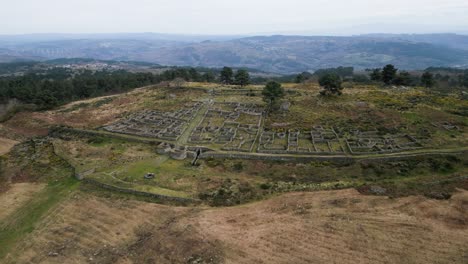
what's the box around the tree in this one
[0,66,204,110]
[234,69,250,87]
[382,64,398,85]
[313,67,354,78]
[318,73,343,96]
[392,71,412,86]
[295,73,306,83]
[370,68,382,81]
[262,81,284,106]
[461,71,468,87]
[295,72,311,83]
[420,71,435,88]
[202,71,216,83]
[353,74,370,84]
[188,68,200,82]
[220,66,233,84]
[34,89,59,109]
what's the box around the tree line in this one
[368,65,468,89]
[0,70,158,109]
[0,66,254,110]
[2,62,466,111]
[0,67,219,110]
[294,65,468,92]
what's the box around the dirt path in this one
[177,101,209,145]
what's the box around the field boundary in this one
[49,126,468,162]
[82,178,201,205]
[199,150,467,163]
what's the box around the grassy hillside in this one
[0,81,466,263]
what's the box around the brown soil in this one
[192,189,468,264]
[0,183,45,221]
[4,188,468,264]
[0,137,19,156]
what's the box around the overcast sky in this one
[1,0,468,35]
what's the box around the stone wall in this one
[200,150,467,164]
[49,126,158,145]
[199,151,355,164]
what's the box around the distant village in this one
[55,62,123,71]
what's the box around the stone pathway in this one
[177,102,210,145]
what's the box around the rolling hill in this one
[1,33,468,73]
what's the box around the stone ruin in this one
[103,102,203,141]
[257,126,345,154]
[100,100,429,157]
[345,129,422,154]
[432,121,461,131]
[189,102,263,152]
[256,125,424,155]
[156,142,195,160]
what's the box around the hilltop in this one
[0,80,467,263]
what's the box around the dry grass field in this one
[0,137,18,156]
[0,183,45,221]
[2,188,467,264]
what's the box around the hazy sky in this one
[1,0,468,35]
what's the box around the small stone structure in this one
[156,142,193,160]
[74,168,95,180]
[144,172,155,179]
[257,126,344,155]
[345,129,422,154]
[280,101,291,111]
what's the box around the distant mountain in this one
[361,33,468,51]
[0,33,243,44]
[1,33,468,73]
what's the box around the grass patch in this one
[91,97,114,108]
[89,158,193,198]
[125,160,160,177]
[133,185,191,198]
[60,102,90,113]
[79,181,195,206]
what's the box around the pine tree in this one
[220,66,233,84]
[382,64,398,85]
[234,69,250,87]
[370,68,382,81]
[319,74,343,96]
[420,71,435,88]
[262,81,284,106]
[393,71,412,86]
